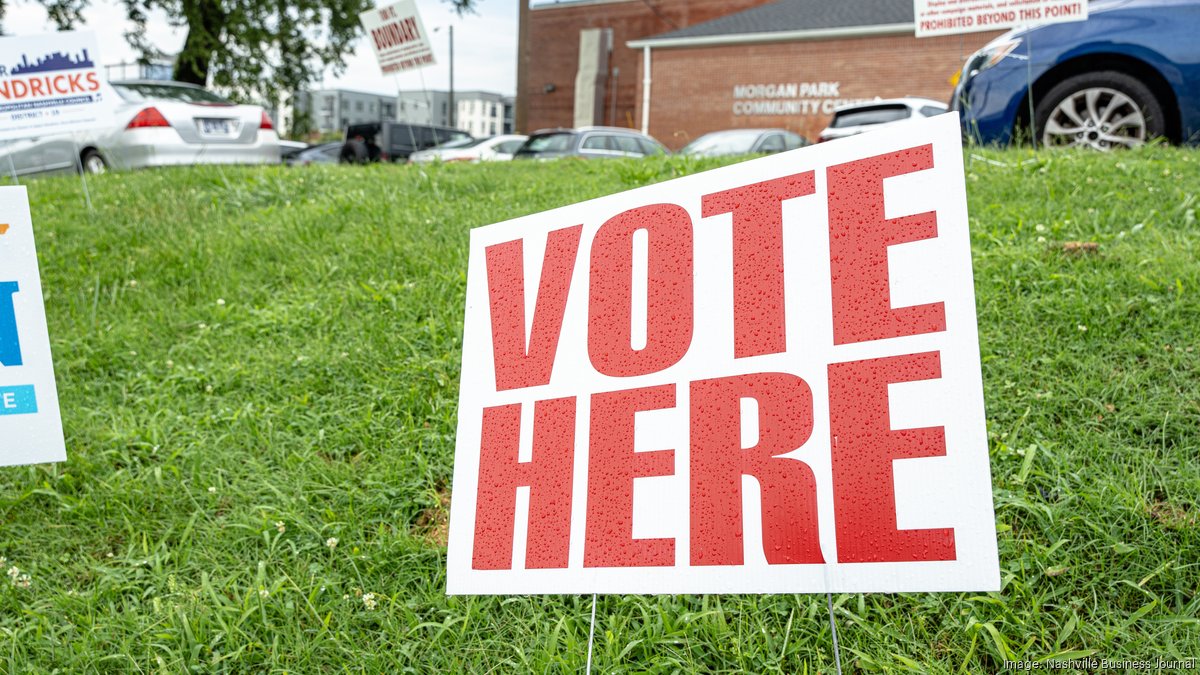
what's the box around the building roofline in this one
[628,22,915,49]
[308,87,398,98]
[531,0,641,11]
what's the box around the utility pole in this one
[515,0,529,133]
[449,25,456,129]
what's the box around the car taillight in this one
[259,111,274,130]
[125,107,170,129]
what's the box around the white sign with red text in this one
[0,187,66,467]
[360,0,436,75]
[915,0,1088,38]
[0,31,115,141]
[446,113,999,595]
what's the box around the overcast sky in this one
[3,0,519,96]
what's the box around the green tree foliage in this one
[0,0,87,32]
[126,0,376,103]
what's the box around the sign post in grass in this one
[447,114,999,664]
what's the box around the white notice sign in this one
[0,31,115,141]
[446,113,1000,595]
[0,187,66,467]
[360,0,437,75]
[915,0,1088,38]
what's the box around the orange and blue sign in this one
[0,187,65,465]
[0,30,115,142]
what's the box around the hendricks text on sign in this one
[447,114,999,595]
[0,31,115,141]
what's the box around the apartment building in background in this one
[293,89,399,135]
[396,90,515,135]
[294,88,513,137]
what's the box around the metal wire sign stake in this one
[585,593,598,674]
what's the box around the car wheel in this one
[339,139,369,164]
[81,149,108,174]
[1034,71,1166,150]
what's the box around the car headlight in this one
[965,37,1023,78]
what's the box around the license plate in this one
[199,118,233,135]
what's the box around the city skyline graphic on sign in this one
[10,49,94,75]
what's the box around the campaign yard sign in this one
[446,113,999,595]
[915,0,1088,38]
[0,31,115,141]
[360,0,436,76]
[0,187,66,467]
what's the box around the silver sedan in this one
[0,80,280,177]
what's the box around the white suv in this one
[818,98,948,143]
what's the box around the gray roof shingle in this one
[639,0,914,43]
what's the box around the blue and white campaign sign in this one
[0,30,116,141]
[0,187,66,466]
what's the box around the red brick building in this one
[521,0,1001,149]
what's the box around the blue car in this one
[952,0,1200,148]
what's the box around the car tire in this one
[1033,70,1166,149]
[339,139,369,164]
[80,149,107,174]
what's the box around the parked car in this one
[953,0,1200,148]
[278,139,309,163]
[285,142,342,166]
[514,127,669,160]
[818,98,948,143]
[408,134,529,164]
[0,80,280,176]
[341,122,470,163]
[679,129,808,156]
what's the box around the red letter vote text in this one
[690,372,824,565]
[473,398,576,570]
[702,172,816,359]
[485,225,582,391]
[827,145,946,345]
[588,204,694,377]
[585,385,677,567]
[828,352,955,563]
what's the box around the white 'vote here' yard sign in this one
[0,187,66,467]
[447,113,1000,595]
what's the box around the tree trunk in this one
[173,0,225,86]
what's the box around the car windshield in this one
[681,130,763,155]
[522,133,574,153]
[435,137,486,150]
[113,83,232,104]
[831,105,911,128]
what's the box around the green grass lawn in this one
[0,149,1197,673]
